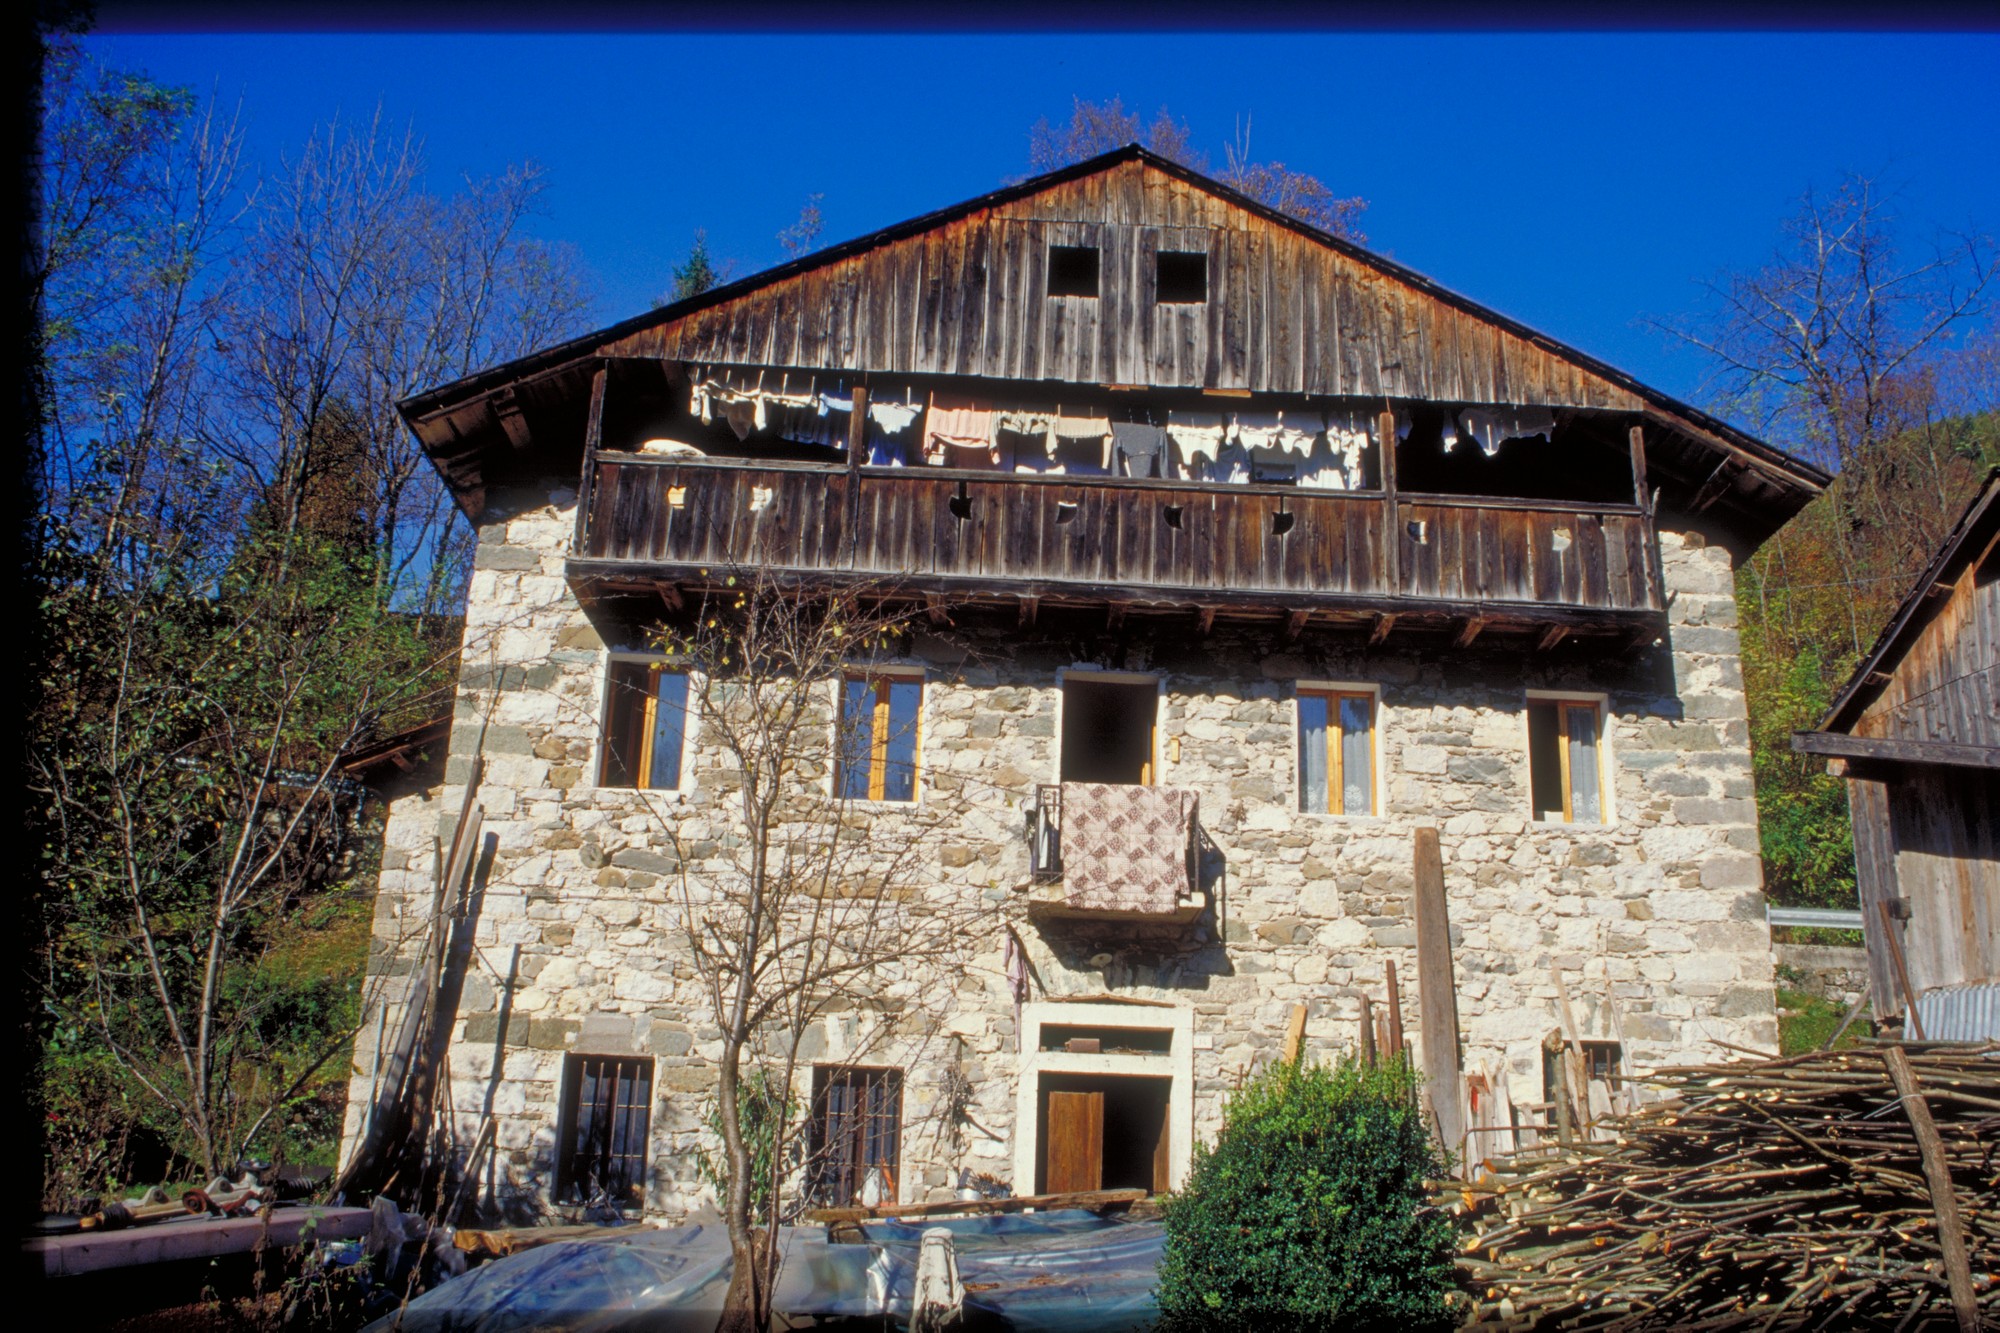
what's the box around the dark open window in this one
[1543,1040,1623,1105]
[1047,244,1100,298]
[601,661,688,790]
[808,1066,903,1207]
[555,1055,653,1208]
[1155,251,1207,303]
[1061,677,1157,785]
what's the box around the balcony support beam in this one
[1285,609,1311,641]
[1196,606,1216,635]
[1369,612,1397,645]
[1452,616,1487,649]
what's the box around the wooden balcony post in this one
[1629,423,1665,612]
[845,384,869,567]
[1378,409,1400,597]
[573,362,607,557]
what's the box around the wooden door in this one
[1046,1090,1104,1192]
[1150,1099,1172,1195]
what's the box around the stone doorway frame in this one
[1012,999,1194,1194]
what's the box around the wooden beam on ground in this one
[1285,608,1311,641]
[1369,612,1397,645]
[1793,730,2000,771]
[804,1187,1146,1226]
[1536,624,1570,652]
[455,1224,622,1260]
[1282,1002,1308,1063]
[1413,827,1465,1172]
[1452,616,1486,648]
[1883,1045,1980,1333]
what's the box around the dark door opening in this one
[1036,1073,1171,1195]
[1060,678,1156,785]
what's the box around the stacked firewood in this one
[1453,1043,2000,1331]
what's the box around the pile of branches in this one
[1453,1042,2000,1331]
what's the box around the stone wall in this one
[341,483,1774,1218]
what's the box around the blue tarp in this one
[368,1211,1162,1332]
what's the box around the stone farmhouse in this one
[341,147,1829,1217]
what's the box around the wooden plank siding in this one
[601,161,1648,411]
[577,456,1662,619]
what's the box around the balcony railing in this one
[1023,782,1205,924]
[570,455,1664,627]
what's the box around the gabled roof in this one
[1817,467,2000,737]
[400,144,1827,543]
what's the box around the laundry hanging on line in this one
[924,392,999,465]
[1110,422,1171,478]
[1452,405,1558,456]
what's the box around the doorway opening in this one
[1060,677,1157,785]
[1036,1073,1172,1195]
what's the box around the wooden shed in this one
[1794,469,2000,1022]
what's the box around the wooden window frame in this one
[835,670,923,803]
[1529,695,1607,824]
[1298,685,1378,816]
[599,656,691,792]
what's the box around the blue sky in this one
[87,31,2000,406]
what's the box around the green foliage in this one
[695,1068,796,1221]
[670,229,722,302]
[1156,1057,1457,1331]
[1777,987,1868,1056]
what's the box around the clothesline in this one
[680,368,1559,489]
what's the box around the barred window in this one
[808,1066,903,1207]
[555,1055,653,1208]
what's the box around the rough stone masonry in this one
[341,478,1775,1217]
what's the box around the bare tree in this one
[628,575,991,1331]
[1026,98,1367,242]
[777,193,825,259]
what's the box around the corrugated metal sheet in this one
[1915,981,2000,1042]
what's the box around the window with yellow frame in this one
[1527,697,1604,823]
[835,673,922,802]
[600,659,689,790]
[1297,687,1377,815]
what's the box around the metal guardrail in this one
[1766,905,1866,931]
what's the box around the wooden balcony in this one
[567,455,1666,644]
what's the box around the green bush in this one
[1156,1057,1457,1331]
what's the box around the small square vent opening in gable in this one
[1155,251,1207,304]
[1047,245,1101,298]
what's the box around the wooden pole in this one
[1883,1045,1979,1333]
[1358,996,1377,1067]
[572,363,608,556]
[1282,1003,1308,1065]
[1877,900,1928,1040]
[1383,960,1405,1063]
[1412,827,1465,1169]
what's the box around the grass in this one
[1777,986,1870,1056]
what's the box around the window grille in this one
[808,1066,903,1207]
[556,1054,653,1208]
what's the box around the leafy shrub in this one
[1156,1057,1457,1331]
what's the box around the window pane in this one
[836,679,874,799]
[1526,702,1564,820]
[601,661,653,788]
[649,671,688,789]
[1566,705,1602,823]
[1339,695,1374,816]
[1297,694,1329,813]
[882,679,921,802]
